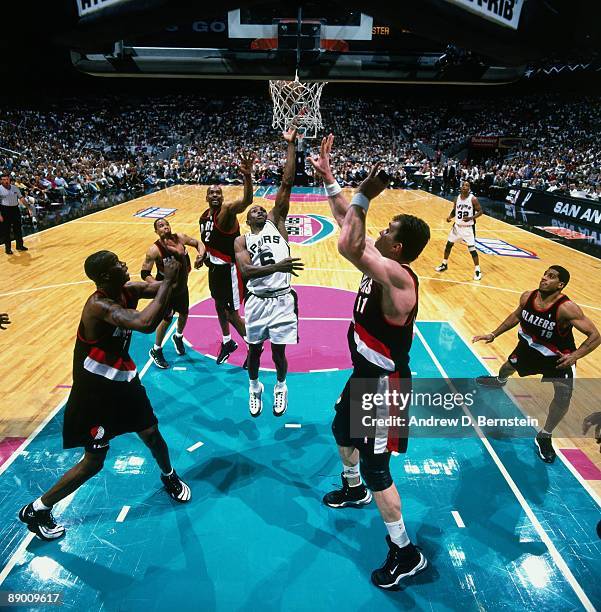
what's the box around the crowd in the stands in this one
[0,93,599,229]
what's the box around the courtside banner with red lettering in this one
[443,0,524,30]
[470,136,499,148]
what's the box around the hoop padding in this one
[269,79,326,139]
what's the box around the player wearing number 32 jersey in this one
[235,128,304,419]
[435,180,483,281]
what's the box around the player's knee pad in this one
[359,456,393,492]
[468,246,477,254]
[554,383,573,408]
[331,410,352,448]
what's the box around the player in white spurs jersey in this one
[234,128,304,418]
[434,180,484,280]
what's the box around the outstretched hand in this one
[283,127,298,144]
[582,412,601,450]
[358,162,389,200]
[472,333,495,344]
[275,257,305,277]
[308,133,335,182]
[238,151,256,177]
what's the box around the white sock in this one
[274,380,287,391]
[222,334,231,343]
[174,332,183,338]
[162,468,174,477]
[153,344,161,351]
[385,517,410,548]
[249,379,261,392]
[475,265,481,272]
[541,429,552,436]
[442,259,448,265]
[343,463,362,486]
[33,497,50,511]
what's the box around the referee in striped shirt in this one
[0,172,28,254]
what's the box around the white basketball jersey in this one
[455,193,475,227]
[245,220,291,296]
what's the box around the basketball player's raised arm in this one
[472,290,530,343]
[234,235,304,280]
[337,164,397,286]
[556,301,601,368]
[269,128,297,233]
[308,134,349,227]
[140,245,159,283]
[178,233,201,252]
[94,259,180,333]
[221,151,256,217]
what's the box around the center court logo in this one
[475,238,538,259]
[285,214,336,246]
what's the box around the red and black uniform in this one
[333,266,419,468]
[509,290,576,380]
[63,288,157,453]
[154,238,191,321]
[199,208,244,310]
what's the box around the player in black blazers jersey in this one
[474,265,600,463]
[310,135,431,590]
[18,251,191,542]
[197,152,255,365]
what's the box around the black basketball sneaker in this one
[216,339,238,364]
[475,375,507,388]
[161,470,192,503]
[371,536,428,589]
[534,432,556,463]
[149,347,169,369]
[323,473,372,508]
[18,503,65,541]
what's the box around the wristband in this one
[350,192,370,211]
[325,181,342,197]
[490,332,496,339]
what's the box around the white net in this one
[269,77,327,139]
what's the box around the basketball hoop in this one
[269,74,326,139]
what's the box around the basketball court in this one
[1,184,600,609]
[1,1,601,610]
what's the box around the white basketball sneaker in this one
[249,382,264,418]
[435,262,448,272]
[474,270,482,281]
[273,384,288,417]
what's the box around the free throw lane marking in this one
[116,506,130,523]
[187,441,204,452]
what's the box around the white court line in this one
[116,506,130,523]
[451,511,466,528]
[447,321,601,509]
[0,320,177,587]
[309,368,339,372]
[173,366,187,371]
[414,325,595,611]
[0,280,90,298]
[285,424,302,429]
[187,441,204,452]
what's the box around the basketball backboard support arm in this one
[71,45,525,84]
